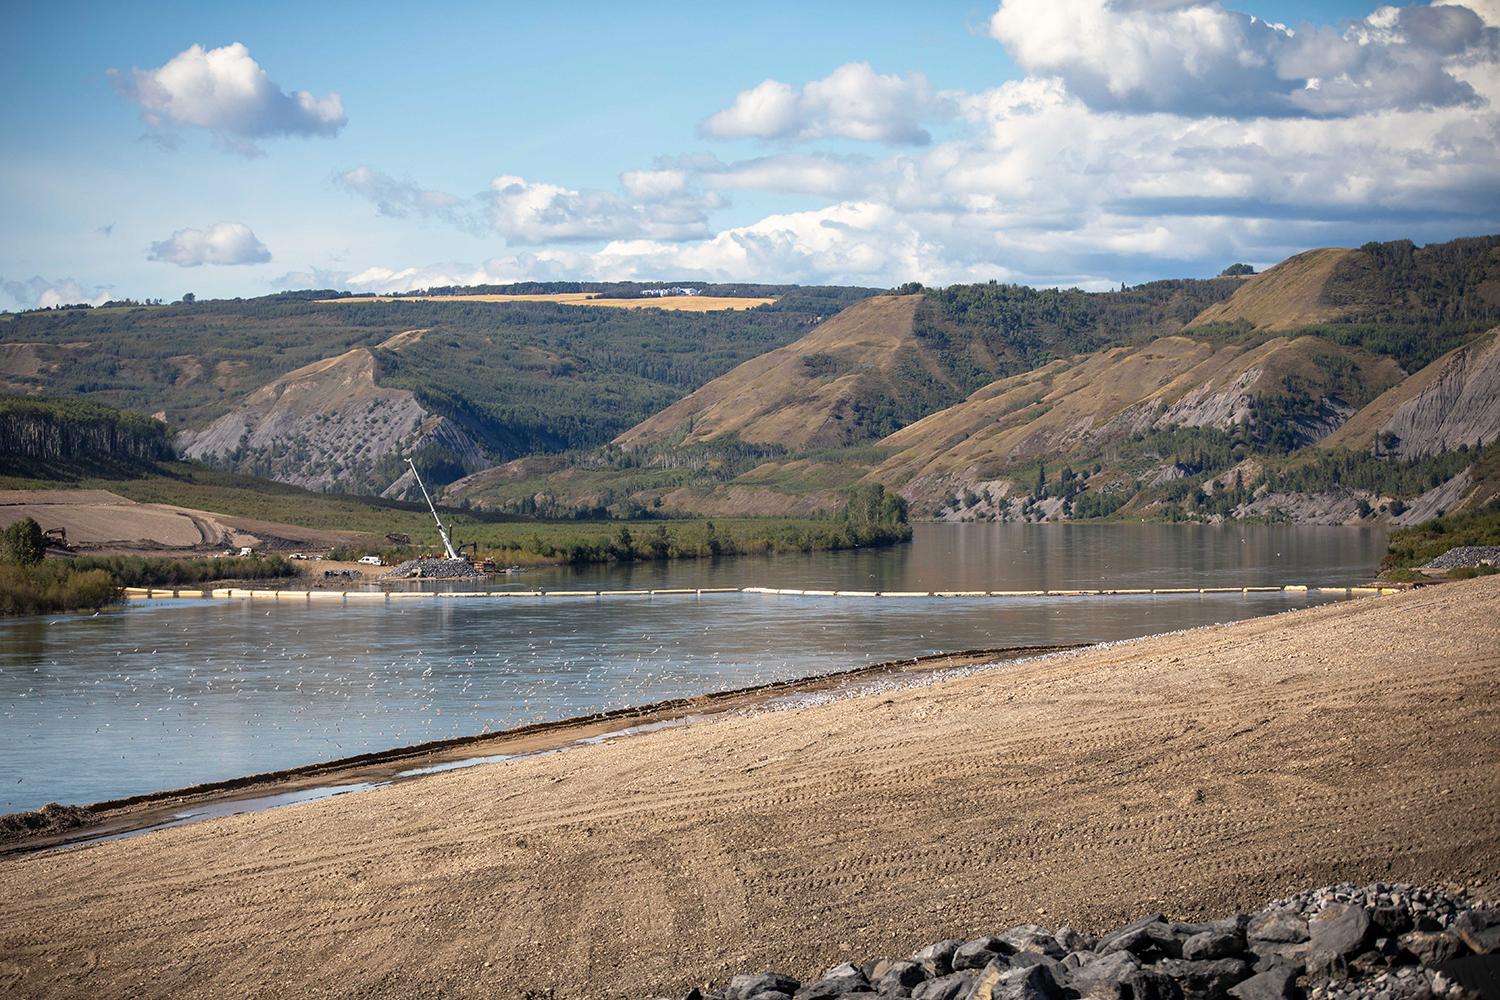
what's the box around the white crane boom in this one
[406,458,460,561]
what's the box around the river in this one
[0,523,1387,812]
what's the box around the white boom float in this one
[406,458,461,561]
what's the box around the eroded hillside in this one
[176,338,485,497]
[867,335,1403,513]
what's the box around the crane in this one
[406,458,460,561]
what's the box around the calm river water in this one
[0,523,1387,811]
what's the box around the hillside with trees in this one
[1,284,873,494]
[455,235,1500,524]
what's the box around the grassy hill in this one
[617,277,1244,452]
[1,285,874,494]
[452,235,1500,524]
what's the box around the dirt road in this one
[2,578,1497,999]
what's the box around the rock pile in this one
[380,557,483,580]
[685,884,1498,1000]
[1421,546,1500,570]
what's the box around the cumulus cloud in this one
[271,266,352,290]
[110,43,346,153]
[2,277,112,310]
[319,2,1500,290]
[337,165,722,243]
[988,0,1500,117]
[148,223,271,267]
[701,62,954,143]
[333,167,474,229]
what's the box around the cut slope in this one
[1190,248,1356,330]
[617,294,928,450]
[869,335,1402,503]
[178,348,483,496]
[1321,328,1500,458]
[0,488,358,551]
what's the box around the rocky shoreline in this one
[692,885,1498,1000]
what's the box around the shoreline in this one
[0,643,1082,855]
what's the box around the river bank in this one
[1,576,1495,998]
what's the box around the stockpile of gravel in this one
[380,557,482,580]
[1421,547,1500,570]
[686,883,1498,1000]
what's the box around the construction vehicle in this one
[406,458,460,561]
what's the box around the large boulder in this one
[1100,917,1184,961]
[1155,958,1252,1000]
[910,972,974,1000]
[1453,909,1500,954]
[953,937,1012,971]
[1001,926,1067,960]
[796,963,869,1000]
[968,961,1062,1000]
[1306,904,1371,970]
[1070,951,1144,999]
[872,959,927,995]
[1247,913,1309,945]
[1183,930,1245,962]
[912,940,965,978]
[728,974,801,1000]
[1121,968,1184,1000]
[1224,966,1296,1000]
[1400,930,1465,967]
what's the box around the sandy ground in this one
[1,577,1497,999]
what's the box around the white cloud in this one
[148,223,271,267]
[341,252,588,293]
[702,62,953,143]
[2,277,112,310]
[337,164,722,243]
[271,267,351,290]
[315,2,1500,292]
[333,167,473,228]
[988,0,1499,117]
[110,43,346,153]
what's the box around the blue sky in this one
[2,0,1497,307]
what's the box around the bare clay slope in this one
[868,335,1402,509]
[616,294,927,450]
[178,333,483,497]
[1,578,1496,999]
[1323,328,1500,458]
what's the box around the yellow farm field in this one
[320,293,778,312]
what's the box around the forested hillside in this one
[456,235,1500,524]
[1,284,873,493]
[0,396,172,476]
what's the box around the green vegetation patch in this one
[1382,501,1500,570]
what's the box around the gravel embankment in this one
[1421,546,1500,570]
[702,884,1499,1000]
[380,556,484,579]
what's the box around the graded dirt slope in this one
[2,577,1496,999]
[1321,328,1500,458]
[1190,247,1357,330]
[618,294,926,450]
[0,488,357,552]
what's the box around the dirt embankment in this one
[0,488,362,553]
[0,577,1496,999]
